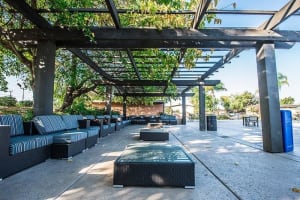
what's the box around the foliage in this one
[280,96,295,105]
[22,109,34,121]
[0,96,17,106]
[220,91,258,113]
[17,100,33,107]
[277,72,289,90]
[206,94,218,112]
[64,100,119,115]
[191,82,226,114]
[220,96,231,112]
[0,106,33,121]
[217,114,230,120]
[54,50,105,111]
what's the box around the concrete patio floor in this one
[0,120,299,200]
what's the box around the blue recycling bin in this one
[280,110,294,152]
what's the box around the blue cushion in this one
[61,115,79,130]
[0,115,24,136]
[110,123,116,127]
[52,131,87,144]
[85,127,99,137]
[85,115,95,120]
[33,115,66,134]
[9,136,36,155]
[9,135,53,155]
[103,125,109,130]
[34,135,53,148]
[76,115,84,120]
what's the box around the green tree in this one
[280,96,295,105]
[205,83,227,112]
[220,96,231,112]
[54,51,105,112]
[230,91,258,113]
[277,72,289,90]
[191,82,226,114]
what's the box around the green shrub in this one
[217,114,231,120]
[17,100,33,107]
[0,96,17,106]
[22,109,34,121]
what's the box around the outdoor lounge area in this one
[0,1,300,199]
[0,120,299,200]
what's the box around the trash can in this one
[207,115,217,131]
[280,110,293,152]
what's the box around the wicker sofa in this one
[96,115,116,134]
[0,115,52,179]
[0,114,101,179]
[160,115,178,125]
[33,115,100,158]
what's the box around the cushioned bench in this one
[62,115,99,148]
[33,115,100,159]
[160,115,177,125]
[122,116,131,126]
[85,115,106,137]
[114,144,195,188]
[33,115,88,159]
[96,115,115,134]
[0,115,52,179]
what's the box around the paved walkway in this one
[0,121,299,200]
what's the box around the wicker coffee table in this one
[113,144,195,188]
[140,128,169,141]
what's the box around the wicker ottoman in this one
[113,144,195,188]
[140,128,169,141]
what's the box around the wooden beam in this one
[126,49,142,80]
[115,93,195,97]
[260,0,300,30]
[104,0,121,29]
[5,28,298,49]
[192,0,212,29]
[200,49,243,80]
[68,48,114,81]
[172,80,220,86]
[8,28,300,42]
[113,80,168,86]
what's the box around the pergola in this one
[1,0,300,153]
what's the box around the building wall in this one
[92,102,164,116]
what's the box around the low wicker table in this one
[113,144,195,188]
[140,128,169,141]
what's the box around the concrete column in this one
[33,41,56,116]
[182,94,186,125]
[256,43,283,153]
[199,84,206,131]
[106,85,112,117]
[123,96,127,118]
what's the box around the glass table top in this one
[116,144,194,163]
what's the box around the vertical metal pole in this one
[105,85,112,117]
[256,43,283,153]
[182,94,186,125]
[199,84,206,131]
[123,96,127,118]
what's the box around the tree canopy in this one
[0,0,221,112]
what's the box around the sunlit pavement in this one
[0,121,299,200]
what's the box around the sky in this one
[209,0,300,103]
[1,0,300,103]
